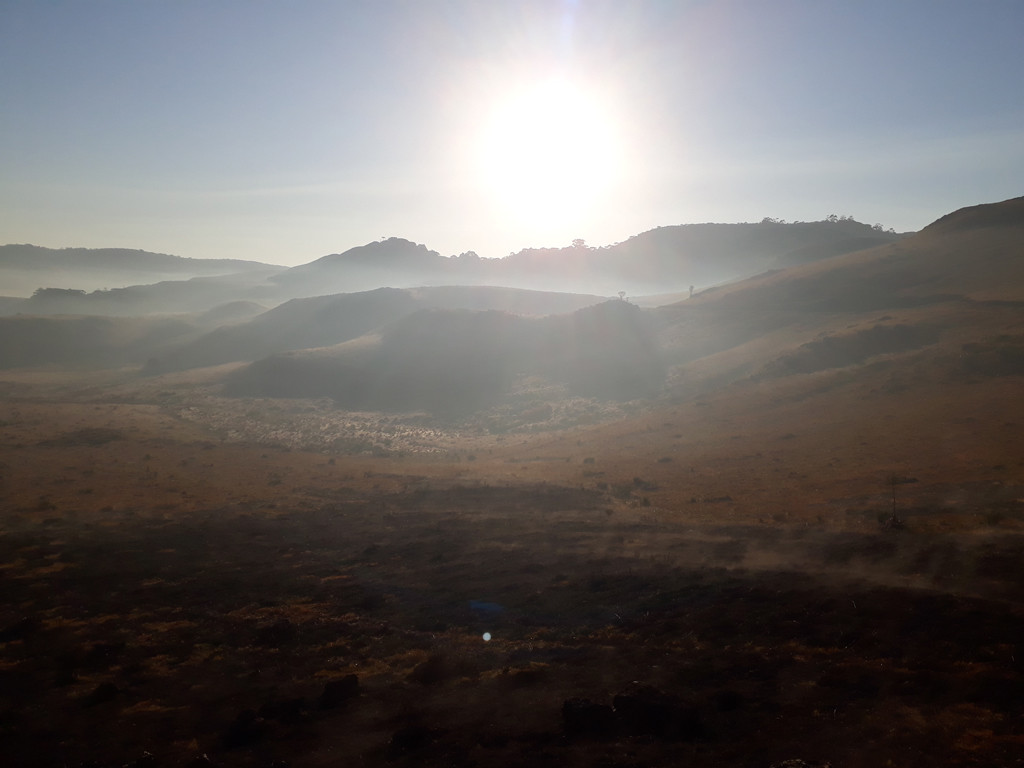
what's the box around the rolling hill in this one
[220,196,1024,434]
[223,299,665,414]
[144,285,611,374]
[652,194,1024,375]
[1,217,906,316]
[0,244,282,299]
[2,197,1020,432]
[0,313,203,369]
[7,267,285,317]
[268,220,905,299]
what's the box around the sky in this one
[2,0,1022,267]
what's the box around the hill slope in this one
[224,300,665,414]
[689,195,1024,312]
[223,197,1024,426]
[147,285,610,373]
[503,218,903,294]
[1,217,905,313]
[0,244,282,299]
[267,220,905,298]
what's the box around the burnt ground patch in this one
[2,485,1024,767]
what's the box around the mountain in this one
[500,217,904,294]
[146,287,420,373]
[220,196,1024,421]
[265,220,905,299]
[0,218,904,315]
[145,285,609,373]
[645,195,1024,399]
[4,197,1019,402]
[6,267,285,317]
[224,299,665,415]
[0,244,275,273]
[0,244,282,298]
[268,238,486,297]
[0,313,203,369]
[690,195,1024,311]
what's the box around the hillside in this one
[0,244,274,273]
[145,285,610,373]
[217,199,1019,423]
[265,219,904,299]
[1,217,904,315]
[502,217,903,294]
[657,196,1024,331]
[5,267,285,317]
[223,299,664,414]
[641,197,1022,391]
[0,244,282,298]
[924,194,1024,233]
[0,285,609,374]
[0,313,203,369]
[4,198,1019,419]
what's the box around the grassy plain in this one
[2,348,1023,767]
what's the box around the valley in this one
[1,199,1023,767]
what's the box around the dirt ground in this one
[2,370,1024,767]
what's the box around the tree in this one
[572,238,587,249]
[32,287,86,298]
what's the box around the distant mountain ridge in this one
[0,244,278,273]
[11,200,1017,316]
[502,218,903,288]
[2,196,1022,425]
[691,196,1024,311]
[2,217,905,314]
[269,219,905,299]
[288,238,447,271]
[0,244,285,300]
[639,194,1024,401]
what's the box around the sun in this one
[476,78,621,232]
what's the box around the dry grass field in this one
[2,339,1023,768]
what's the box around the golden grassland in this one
[5,323,1019,536]
[2,278,1024,766]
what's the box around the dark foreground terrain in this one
[3,483,1024,768]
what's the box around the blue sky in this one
[2,0,1022,266]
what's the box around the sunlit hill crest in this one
[266,216,905,300]
[1,216,904,315]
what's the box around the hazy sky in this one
[2,1,1022,266]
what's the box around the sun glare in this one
[476,78,621,232]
